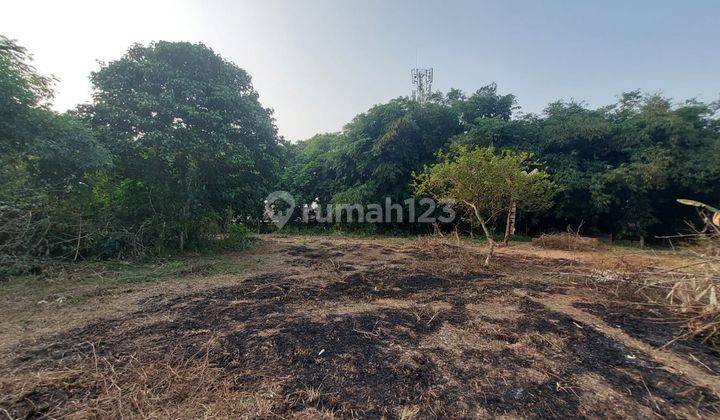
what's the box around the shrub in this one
[532,232,601,251]
[218,222,253,250]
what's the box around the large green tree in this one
[80,41,283,250]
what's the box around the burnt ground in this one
[2,236,720,418]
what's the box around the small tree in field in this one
[413,146,556,266]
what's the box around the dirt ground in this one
[1,235,720,418]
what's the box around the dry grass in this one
[584,230,720,347]
[664,234,720,346]
[412,236,489,276]
[396,404,421,420]
[0,338,277,418]
[532,232,601,252]
[3,235,720,417]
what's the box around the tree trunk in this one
[502,200,517,245]
[180,168,194,252]
[477,217,496,267]
[465,202,496,267]
[73,221,82,262]
[180,197,191,252]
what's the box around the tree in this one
[281,96,466,230]
[280,132,349,207]
[0,35,110,273]
[413,146,556,266]
[0,35,53,157]
[80,41,283,250]
[501,165,559,245]
[336,98,463,204]
[447,83,518,124]
[451,93,720,240]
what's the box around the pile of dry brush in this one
[0,197,150,278]
[664,220,720,346]
[531,232,601,251]
[594,214,720,348]
[527,212,720,348]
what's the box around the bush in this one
[532,232,601,251]
[217,222,253,250]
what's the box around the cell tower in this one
[411,68,433,103]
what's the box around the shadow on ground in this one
[4,240,719,418]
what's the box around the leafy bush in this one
[217,222,253,251]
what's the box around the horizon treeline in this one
[285,86,720,239]
[2,37,719,273]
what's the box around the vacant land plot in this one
[1,235,719,418]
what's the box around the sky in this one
[2,0,719,140]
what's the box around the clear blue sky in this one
[3,0,719,140]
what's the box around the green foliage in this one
[0,35,53,156]
[279,87,520,231]
[281,87,719,241]
[218,222,253,250]
[445,83,518,123]
[412,145,556,265]
[1,36,111,275]
[447,93,720,237]
[281,132,349,206]
[2,32,720,276]
[413,146,557,234]
[1,37,279,274]
[79,41,283,251]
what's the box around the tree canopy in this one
[1,38,284,273]
[413,146,557,264]
[281,87,720,240]
[79,41,284,250]
[1,34,719,274]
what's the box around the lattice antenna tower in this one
[411,68,433,103]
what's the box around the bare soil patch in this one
[1,236,719,418]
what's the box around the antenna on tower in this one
[411,68,433,103]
